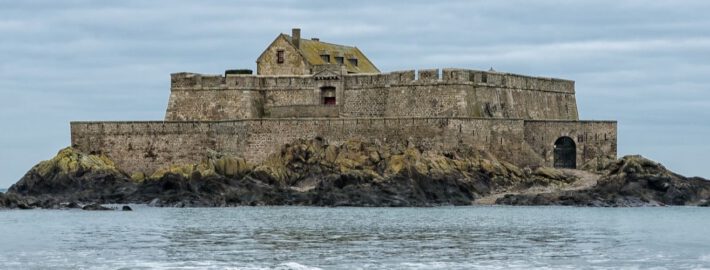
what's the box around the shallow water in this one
[0,206,709,269]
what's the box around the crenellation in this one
[417,69,440,83]
[484,72,504,85]
[372,73,389,86]
[227,75,257,89]
[442,68,471,83]
[170,72,201,89]
[200,75,224,89]
[387,70,415,85]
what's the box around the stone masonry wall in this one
[523,120,617,168]
[71,118,527,175]
[256,35,309,75]
[166,73,262,120]
[164,68,579,121]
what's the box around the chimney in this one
[292,28,301,49]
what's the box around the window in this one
[321,86,336,106]
[348,58,358,67]
[276,50,284,64]
[335,56,344,65]
[321,54,330,63]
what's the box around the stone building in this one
[70,28,617,176]
[256,28,379,76]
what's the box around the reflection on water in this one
[1,206,709,269]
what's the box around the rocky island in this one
[2,138,709,209]
[2,28,708,209]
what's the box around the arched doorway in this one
[553,136,576,169]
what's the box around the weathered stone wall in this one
[522,120,617,168]
[341,74,392,117]
[269,105,339,118]
[71,118,529,175]
[166,73,262,121]
[256,35,309,75]
[165,68,579,121]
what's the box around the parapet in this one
[343,68,574,93]
[171,72,316,91]
[171,72,226,90]
[171,67,575,94]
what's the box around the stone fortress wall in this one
[165,68,578,121]
[71,68,617,176]
[70,118,616,176]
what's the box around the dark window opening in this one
[277,50,285,64]
[321,86,336,106]
[348,58,358,66]
[335,56,344,65]
[481,73,488,83]
[321,54,330,63]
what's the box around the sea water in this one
[0,206,708,269]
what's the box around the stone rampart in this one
[165,69,579,121]
[71,118,533,175]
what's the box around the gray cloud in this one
[1,0,709,187]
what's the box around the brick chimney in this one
[292,28,301,49]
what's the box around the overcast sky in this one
[1,0,709,187]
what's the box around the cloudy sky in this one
[1,0,709,187]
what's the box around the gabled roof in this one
[281,34,380,74]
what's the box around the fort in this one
[70,28,617,176]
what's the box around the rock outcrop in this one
[8,147,135,203]
[496,155,710,206]
[125,138,557,207]
[3,141,709,209]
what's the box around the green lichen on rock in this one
[34,147,119,178]
[212,156,251,177]
[130,172,146,182]
[146,151,254,181]
[239,138,562,194]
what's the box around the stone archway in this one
[554,136,576,169]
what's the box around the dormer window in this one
[320,54,330,63]
[348,58,358,67]
[335,56,344,65]
[276,49,284,64]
